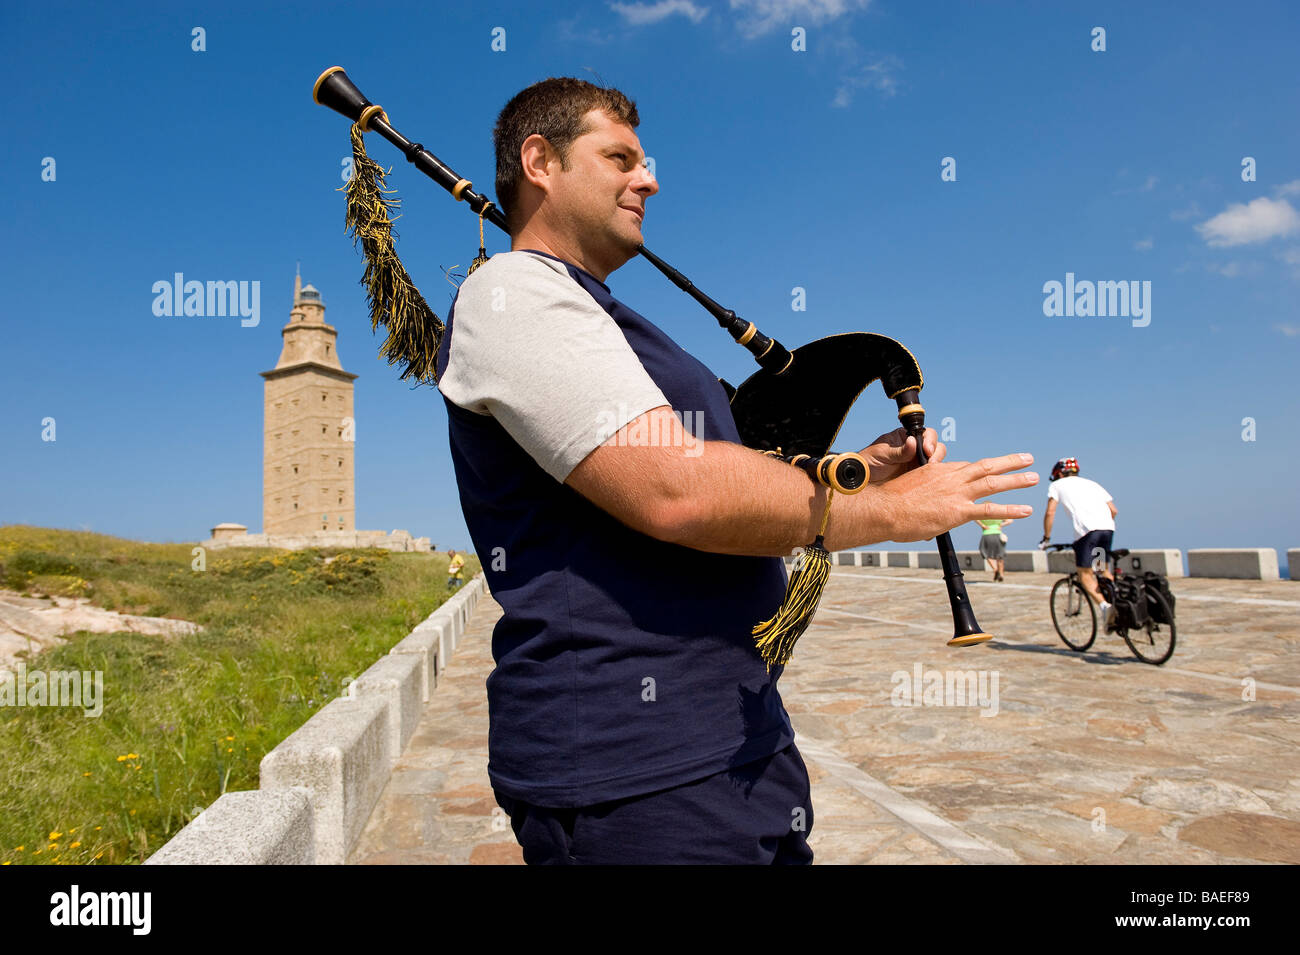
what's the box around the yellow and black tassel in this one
[342,122,444,385]
[468,209,491,276]
[752,490,835,669]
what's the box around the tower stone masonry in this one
[260,274,358,535]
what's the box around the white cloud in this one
[730,0,872,38]
[1142,175,1158,191]
[556,17,615,44]
[1170,202,1201,222]
[832,54,902,107]
[1275,323,1300,337]
[1278,246,1300,279]
[1275,180,1300,197]
[610,0,708,25]
[1134,237,1154,251]
[1206,261,1269,279]
[1207,261,1245,278]
[1196,197,1300,247]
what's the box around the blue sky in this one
[2,0,1297,573]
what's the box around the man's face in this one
[547,109,658,267]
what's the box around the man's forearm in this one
[649,440,898,556]
[568,410,1033,557]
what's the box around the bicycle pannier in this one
[1143,572,1176,623]
[1114,576,1149,629]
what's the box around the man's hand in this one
[859,427,942,484]
[864,452,1038,543]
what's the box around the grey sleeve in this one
[437,252,670,483]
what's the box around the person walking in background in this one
[974,518,1012,581]
[447,549,465,590]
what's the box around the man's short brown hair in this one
[493,77,640,233]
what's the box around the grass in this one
[0,525,478,865]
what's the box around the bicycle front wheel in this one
[1051,577,1096,651]
[1122,590,1176,664]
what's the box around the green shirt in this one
[977,520,1006,536]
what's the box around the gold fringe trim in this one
[342,122,444,385]
[751,491,835,669]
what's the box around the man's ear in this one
[519,133,555,196]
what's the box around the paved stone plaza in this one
[350,567,1300,865]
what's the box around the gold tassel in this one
[342,122,444,385]
[468,209,490,275]
[752,490,834,669]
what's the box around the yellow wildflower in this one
[48,831,61,840]
[69,841,81,849]
[14,846,23,852]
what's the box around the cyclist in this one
[1039,457,1119,626]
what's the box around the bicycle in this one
[1046,544,1176,665]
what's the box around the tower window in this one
[338,459,343,467]
[293,466,298,475]
[326,345,331,355]
[322,425,327,434]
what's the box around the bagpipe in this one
[312,67,991,665]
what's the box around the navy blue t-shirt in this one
[435,249,793,807]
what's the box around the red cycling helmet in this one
[1050,457,1080,481]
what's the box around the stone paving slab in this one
[351,569,1300,864]
[350,595,523,865]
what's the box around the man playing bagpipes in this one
[320,72,1037,863]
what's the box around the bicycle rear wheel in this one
[1122,590,1176,664]
[1051,577,1096,650]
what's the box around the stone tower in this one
[260,273,358,535]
